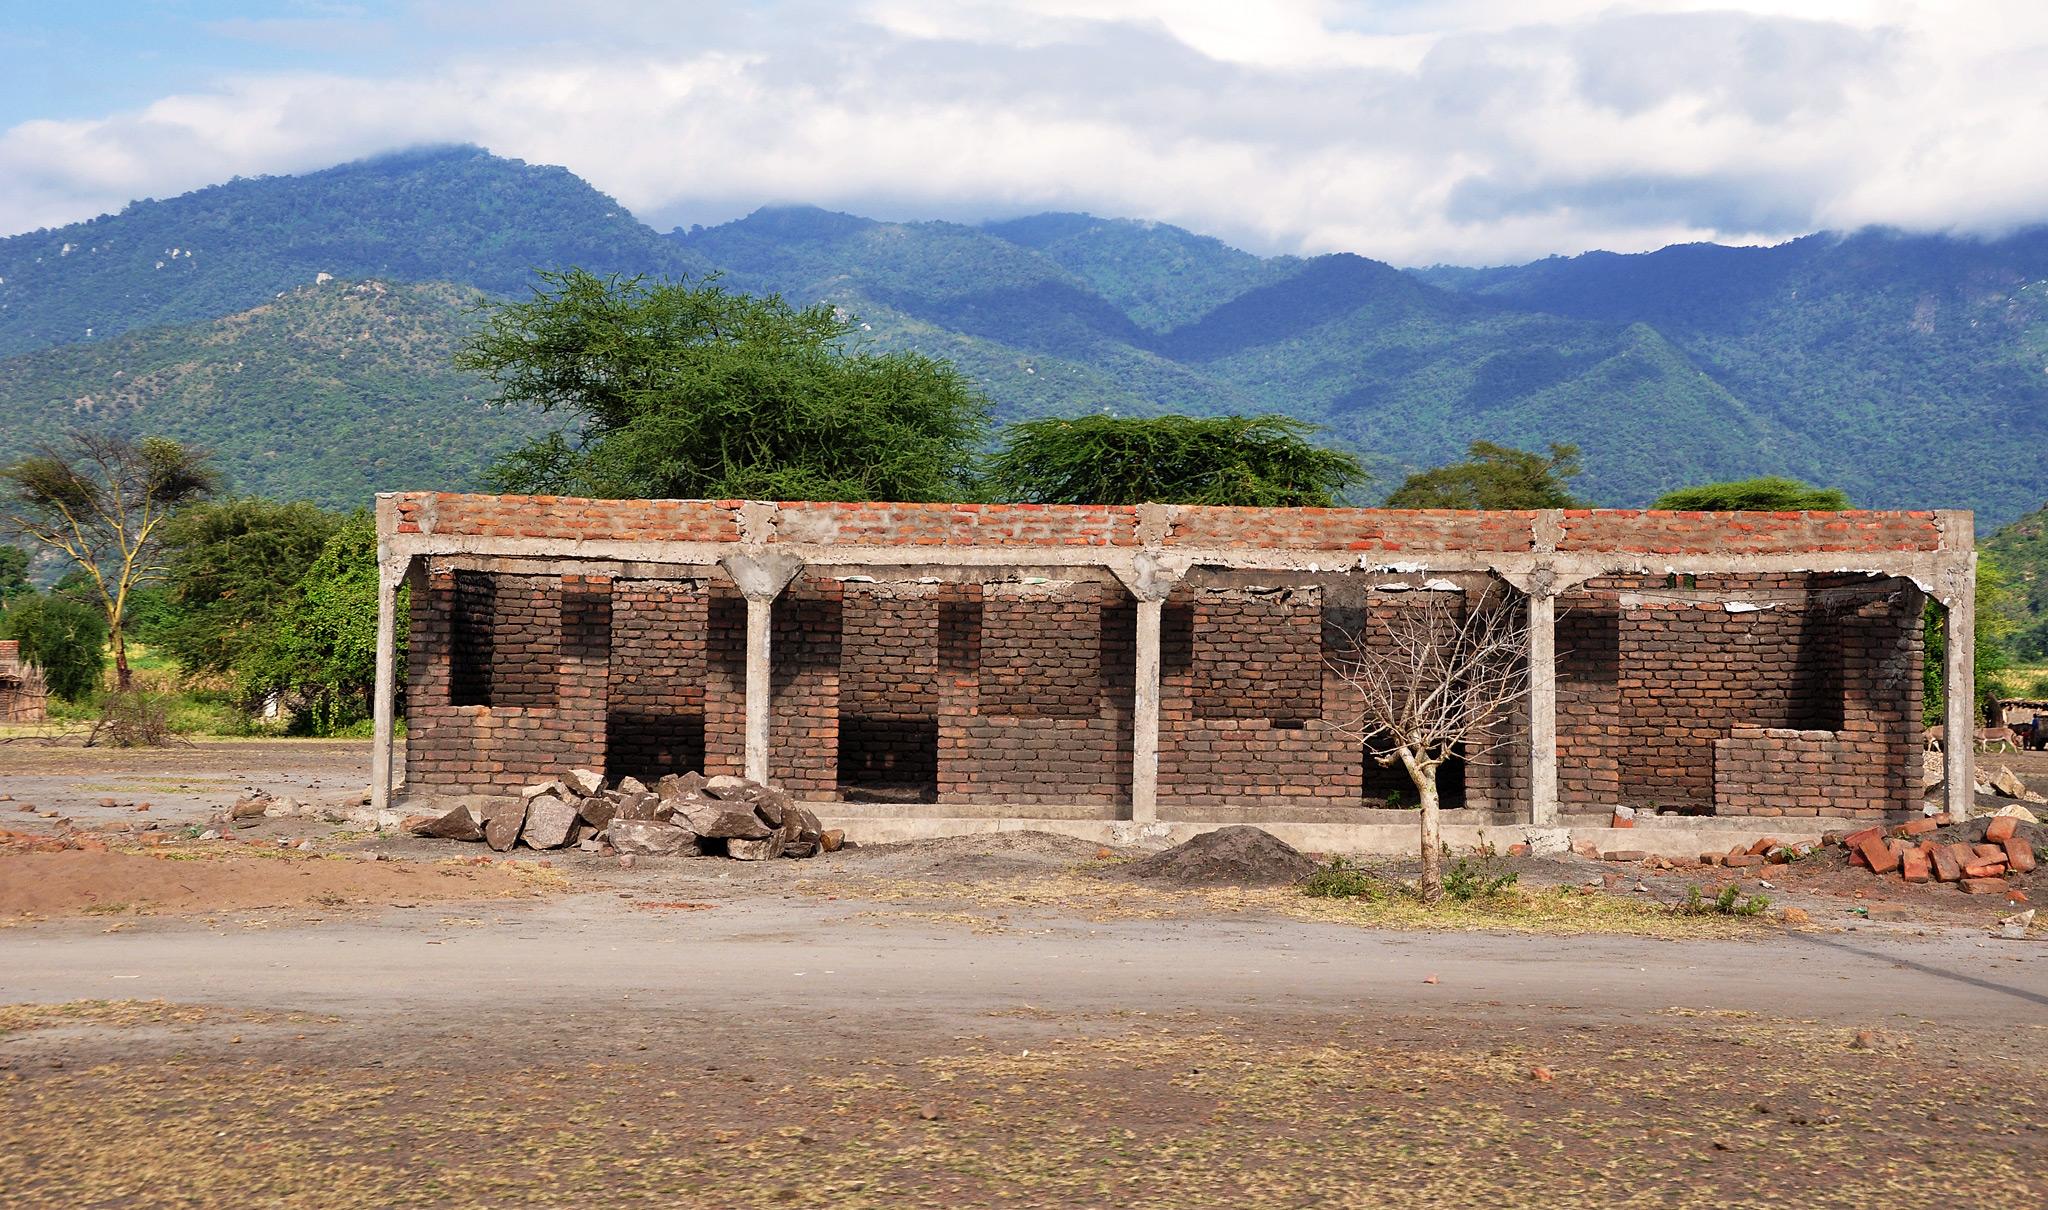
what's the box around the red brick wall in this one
[606,580,708,781]
[769,580,842,798]
[840,584,942,792]
[702,585,747,781]
[937,581,1132,806]
[1159,586,1359,810]
[405,572,609,795]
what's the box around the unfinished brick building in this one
[370,495,1979,846]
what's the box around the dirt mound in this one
[0,849,556,920]
[1106,826,1319,888]
[827,830,1110,879]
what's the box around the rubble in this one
[405,768,827,860]
[1822,813,2041,901]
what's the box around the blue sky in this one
[2,2,2044,264]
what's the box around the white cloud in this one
[1,1,2045,264]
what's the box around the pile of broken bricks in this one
[405,769,845,861]
[1835,813,2036,898]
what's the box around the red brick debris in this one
[1830,814,2040,901]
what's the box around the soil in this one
[825,829,1112,879]
[0,848,554,920]
[2,741,2046,1205]
[1104,824,1320,887]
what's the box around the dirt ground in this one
[2,741,2044,1207]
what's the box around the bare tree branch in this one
[1325,585,1532,904]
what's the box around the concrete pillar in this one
[744,595,773,783]
[1526,587,1558,826]
[1131,596,1164,823]
[369,559,399,815]
[1943,561,1977,820]
[720,552,803,785]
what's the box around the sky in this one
[1,1,2044,265]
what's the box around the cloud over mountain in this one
[2,2,2044,264]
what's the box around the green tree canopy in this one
[243,513,401,734]
[1651,476,1852,511]
[0,545,29,601]
[463,269,989,501]
[1382,441,1585,510]
[157,498,343,680]
[1,591,108,701]
[980,414,1363,506]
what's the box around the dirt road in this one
[3,741,2044,1206]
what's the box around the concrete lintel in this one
[721,551,804,601]
[387,532,1955,590]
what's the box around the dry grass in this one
[1,1009,2039,1207]
[798,869,1770,940]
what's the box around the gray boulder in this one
[563,768,604,797]
[725,836,779,861]
[681,802,773,840]
[656,771,708,801]
[409,804,483,842]
[704,775,755,802]
[575,795,618,830]
[520,796,581,850]
[609,819,696,856]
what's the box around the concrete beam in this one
[383,532,1959,590]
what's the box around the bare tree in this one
[1,431,218,691]
[1327,585,1530,904]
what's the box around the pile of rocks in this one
[405,769,844,861]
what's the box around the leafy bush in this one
[243,512,400,735]
[1303,857,1386,900]
[1442,855,1519,901]
[1680,884,1770,917]
[1,591,108,700]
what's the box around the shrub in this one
[1303,857,1386,900]
[1680,884,1770,917]
[1442,855,1518,901]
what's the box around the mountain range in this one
[2,145,2044,534]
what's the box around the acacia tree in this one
[463,269,988,501]
[0,431,218,691]
[1383,441,1584,509]
[1651,477,1850,511]
[1327,587,1530,904]
[982,414,1363,506]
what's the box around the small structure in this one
[368,495,1980,846]
[0,640,48,723]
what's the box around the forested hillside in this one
[0,146,708,358]
[1,145,2044,531]
[0,280,543,509]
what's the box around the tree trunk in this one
[1403,752,1443,905]
[112,622,131,693]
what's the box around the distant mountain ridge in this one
[2,145,2045,531]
